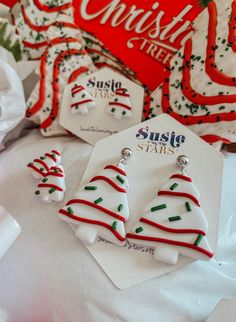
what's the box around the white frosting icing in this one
[26,13,96,136]
[150,0,236,142]
[70,85,96,115]
[105,87,132,120]
[36,164,66,203]
[59,162,129,246]
[127,173,213,264]
[15,0,73,59]
[28,150,61,179]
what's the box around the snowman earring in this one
[58,148,132,246]
[70,84,96,115]
[127,155,213,265]
[106,87,132,120]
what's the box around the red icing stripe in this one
[50,37,79,47]
[33,0,72,13]
[109,102,131,111]
[46,172,64,177]
[26,48,47,117]
[161,66,236,125]
[200,134,231,144]
[51,150,60,156]
[22,39,48,49]
[205,2,236,86]
[140,217,206,236]
[71,99,93,108]
[71,89,84,96]
[68,67,89,83]
[126,233,213,258]
[27,164,45,177]
[45,153,57,163]
[59,209,125,242]
[40,48,86,129]
[38,183,63,191]
[21,5,49,32]
[158,191,200,207]
[170,174,192,182]
[66,199,126,222]
[26,37,78,117]
[90,176,126,193]
[116,89,130,97]
[104,165,127,176]
[52,22,78,30]
[116,92,130,97]
[183,39,236,104]
[34,158,50,172]
[228,0,236,53]
[71,86,84,93]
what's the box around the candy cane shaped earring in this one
[58,148,132,246]
[127,155,213,265]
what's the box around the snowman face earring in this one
[127,155,213,265]
[70,84,96,115]
[58,148,132,246]
[106,87,132,120]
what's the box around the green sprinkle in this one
[35,190,40,195]
[85,186,97,190]
[94,197,103,204]
[116,175,125,184]
[49,188,56,194]
[118,204,123,212]
[52,153,56,157]
[40,167,44,171]
[170,183,178,190]
[169,216,182,222]
[67,207,73,214]
[42,178,48,183]
[185,202,191,212]
[54,169,59,173]
[40,156,46,160]
[151,204,167,212]
[135,227,143,233]
[112,221,118,230]
[194,234,204,246]
[111,108,115,112]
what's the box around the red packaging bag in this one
[73,0,206,90]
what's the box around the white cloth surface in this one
[0,130,235,322]
[0,52,26,150]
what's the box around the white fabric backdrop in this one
[0,130,235,322]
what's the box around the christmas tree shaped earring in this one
[70,84,96,115]
[127,155,213,265]
[58,148,132,246]
[106,87,132,120]
[27,149,61,179]
[35,164,66,203]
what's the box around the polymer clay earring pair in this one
[58,148,213,265]
[70,85,132,120]
[27,149,66,203]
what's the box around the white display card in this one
[59,67,144,145]
[68,114,224,289]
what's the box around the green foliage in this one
[0,22,22,61]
